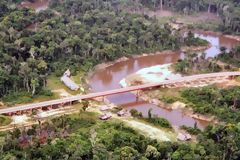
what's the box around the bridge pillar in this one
[102,96,105,103]
[7,112,12,116]
[229,75,235,80]
[136,90,140,101]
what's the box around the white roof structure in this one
[64,69,71,77]
[61,75,79,91]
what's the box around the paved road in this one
[0,72,240,114]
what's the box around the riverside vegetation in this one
[1,111,240,159]
[218,45,240,67]
[173,44,240,74]
[130,108,172,129]
[1,0,240,159]
[128,0,240,34]
[1,0,187,102]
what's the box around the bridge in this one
[0,72,240,115]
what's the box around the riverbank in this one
[89,44,210,78]
[88,31,240,130]
[120,64,181,87]
[120,62,239,126]
[194,30,240,42]
[91,50,178,72]
[133,89,217,126]
[0,99,178,142]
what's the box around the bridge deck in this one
[0,72,239,114]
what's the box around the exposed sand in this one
[172,101,186,110]
[11,115,30,124]
[225,35,240,41]
[0,102,4,108]
[52,89,72,98]
[129,9,174,17]
[36,106,79,119]
[120,64,181,87]
[122,119,176,141]
[181,45,210,52]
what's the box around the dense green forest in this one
[132,0,240,33]
[181,86,240,123]
[218,45,240,67]
[1,0,240,159]
[0,0,184,99]
[1,112,240,159]
[0,0,238,99]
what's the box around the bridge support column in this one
[136,90,140,101]
[229,75,235,80]
[102,96,105,103]
[7,112,12,116]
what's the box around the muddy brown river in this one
[20,1,240,129]
[89,32,240,129]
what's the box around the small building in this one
[60,69,79,91]
[61,76,79,91]
[63,69,71,77]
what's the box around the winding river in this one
[89,32,240,129]
[20,1,240,129]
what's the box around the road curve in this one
[0,72,240,115]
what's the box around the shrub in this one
[0,115,11,126]
[2,91,33,105]
[38,89,53,96]
[236,76,240,82]
[130,109,143,118]
[180,125,201,135]
[147,117,172,129]
[161,96,179,104]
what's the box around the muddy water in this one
[89,33,239,129]
[89,51,209,128]
[20,0,49,12]
[195,31,240,58]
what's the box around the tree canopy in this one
[0,0,183,99]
